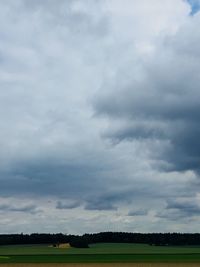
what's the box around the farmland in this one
[1,243,200,263]
[2,265,200,267]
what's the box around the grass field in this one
[2,243,200,255]
[2,264,200,267]
[1,243,200,263]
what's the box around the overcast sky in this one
[0,0,200,234]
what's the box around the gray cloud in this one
[0,204,39,214]
[56,200,80,209]
[94,13,200,173]
[85,201,117,211]
[0,156,116,198]
[166,199,200,215]
[157,198,200,221]
[0,0,199,233]
[83,188,143,211]
[128,209,148,216]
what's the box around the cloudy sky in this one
[0,0,200,234]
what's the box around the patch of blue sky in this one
[187,0,200,15]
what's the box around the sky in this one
[0,0,200,234]
[187,0,200,14]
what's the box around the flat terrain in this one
[2,264,200,267]
[1,243,200,263]
[2,243,200,255]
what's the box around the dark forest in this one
[1,232,200,246]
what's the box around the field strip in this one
[2,264,200,267]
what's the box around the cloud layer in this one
[0,0,200,234]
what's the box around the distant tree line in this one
[1,232,200,246]
[83,232,200,246]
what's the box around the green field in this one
[1,243,200,263]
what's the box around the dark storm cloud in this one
[0,204,38,214]
[103,123,166,143]
[128,209,148,216]
[1,155,195,212]
[85,201,117,211]
[0,157,142,212]
[94,13,200,173]
[166,199,200,215]
[84,189,135,211]
[83,189,149,211]
[0,159,108,198]
[157,198,200,220]
[56,200,80,209]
